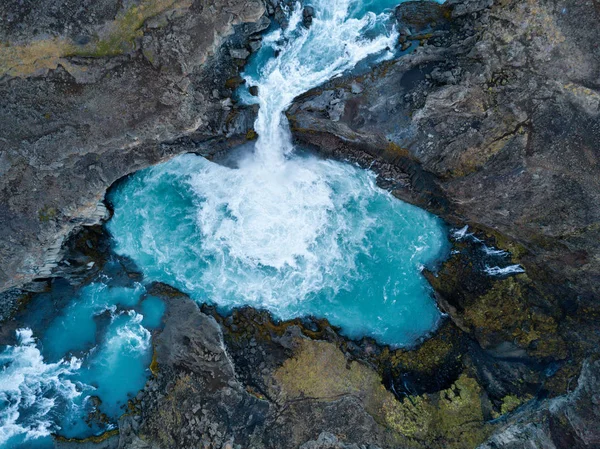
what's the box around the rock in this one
[229,48,251,60]
[303,6,315,28]
[480,359,600,448]
[249,86,259,96]
[350,82,363,95]
[249,39,262,53]
[0,0,266,294]
[395,1,449,32]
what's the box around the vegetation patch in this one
[0,0,190,77]
[38,206,58,222]
[274,339,492,449]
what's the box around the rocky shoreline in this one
[5,217,593,449]
[1,0,599,447]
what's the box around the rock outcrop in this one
[0,0,267,296]
[289,0,600,305]
[51,281,600,449]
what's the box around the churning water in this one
[1,0,448,446]
[0,280,164,447]
[108,0,448,345]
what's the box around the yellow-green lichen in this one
[55,429,119,444]
[491,394,532,418]
[462,276,566,358]
[149,347,159,376]
[383,374,489,448]
[274,340,491,449]
[38,206,57,222]
[72,0,189,58]
[384,323,457,374]
[0,0,189,77]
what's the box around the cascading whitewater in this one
[0,330,82,446]
[248,0,398,166]
[107,0,448,346]
[190,0,400,272]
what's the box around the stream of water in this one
[0,1,448,446]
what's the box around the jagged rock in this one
[0,0,266,294]
[303,6,315,28]
[229,48,251,60]
[479,359,600,448]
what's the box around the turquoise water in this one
[0,0,448,446]
[0,281,165,448]
[107,153,448,345]
[106,0,448,346]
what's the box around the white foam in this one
[185,156,377,311]
[452,225,469,240]
[0,329,83,445]
[102,312,151,367]
[482,245,509,257]
[247,0,397,166]
[181,2,399,309]
[484,264,526,276]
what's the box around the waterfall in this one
[247,0,397,166]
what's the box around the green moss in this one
[382,374,490,447]
[149,347,159,376]
[499,394,532,416]
[385,325,456,374]
[477,226,528,260]
[274,339,383,402]
[38,206,57,222]
[55,429,119,444]
[462,276,566,358]
[1,0,188,76]
[246,129,258,140]
[73,0,185,58]
[274,340,491,449]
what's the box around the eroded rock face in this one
[0,0,267,296]
[288,0,600,305]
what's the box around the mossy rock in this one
[38,206,57,222]
[0,0,189,77]
[274,339,492,449]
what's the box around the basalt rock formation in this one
[2,0,600,448]
[0,0,268,304]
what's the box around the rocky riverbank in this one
[0,0,268,301]
[1,0,599,448]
